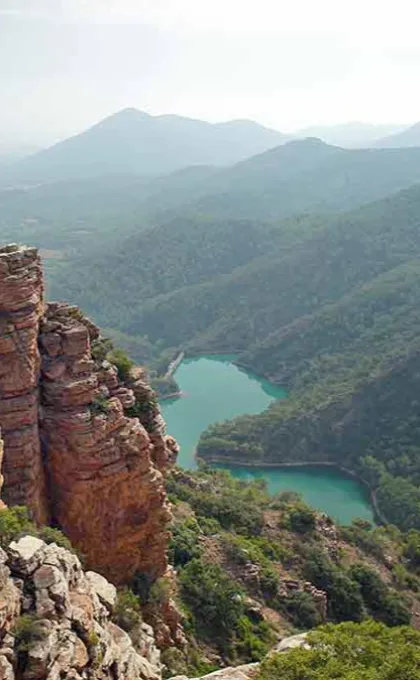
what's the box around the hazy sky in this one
[1,0,419,145]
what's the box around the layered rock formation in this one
[0,535,161,680]
[0,246,49,523]
[0,245,177,584]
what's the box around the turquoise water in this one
[162,355,374,523]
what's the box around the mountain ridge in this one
[0,108,289,184]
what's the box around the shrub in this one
[169,518,202,567]
[235,616,273,662]
[113,588,142,632]
[38,526,72,550]
[303,548,364,622]
[179,559,244,642]
[107,348,134,381]
[0,507,36,547]
[149,577,171,606]
[12,614,46,653]
[258,620,420,680]
[349,563,411,626]
[281,591,323,629]
[259,566,280,600]
[289,505,317,533]
[89,394,110,416]
[404,529,420,569]
[91,337,113,362]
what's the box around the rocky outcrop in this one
[0,245,177,585]
[38,302,172,584]
[0,536,161,680]
[0,430,6,510]
[128,368,179,471]
[0,245,49,523]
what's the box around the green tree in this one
[258,620,420,680]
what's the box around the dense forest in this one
[47,179,420,530]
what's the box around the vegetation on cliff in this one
[164,467,420,672]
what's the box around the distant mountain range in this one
[2,110,419,187]
[296,122,407,148]
[374,121,420,148]
[0,108,289,184]
[5,137,420,257]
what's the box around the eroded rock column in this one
[0,245,49,522]
[39,303,172,584]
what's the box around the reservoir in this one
[161,355,374,524]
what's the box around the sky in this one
[1,0,419,146]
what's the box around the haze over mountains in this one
[0,108,289,184]
[375,121,420,148]
[296,122,407,148]
[1,109,418,189]
[5,133,420,258]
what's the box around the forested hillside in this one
[50,182,420,532]
[6,138,420,263]
[52,183,420,350]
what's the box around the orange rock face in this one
[0,245,177,585]
[0,245,49,522]
[0,431,6,510]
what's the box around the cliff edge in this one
[0,244,178,584]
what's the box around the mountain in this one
[43,139,420,296]
[296,122,407,148]
[49,181,420,534]
[375,121,420,148]
[6,137,420,261]
[0,108,288,185]
[190,138,420,220]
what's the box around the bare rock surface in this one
[0,537,162,680]
[0,245,177,585]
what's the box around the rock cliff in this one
[0,244,177,584]
[0,246,49,524]
[0,535,161,680]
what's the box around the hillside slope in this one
[51,183,420,352]
[6,138,420,261]
[162,466,420,672]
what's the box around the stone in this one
[8,536,46,575]
[0,537,163,680]
[0,655,14,680]
[274,632,309,652]
[170,664,260,680]
[86,571,117,610]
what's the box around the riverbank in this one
[198,455,385,525]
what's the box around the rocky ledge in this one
[0,535,161,680]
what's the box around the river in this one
[161,355,374,524]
